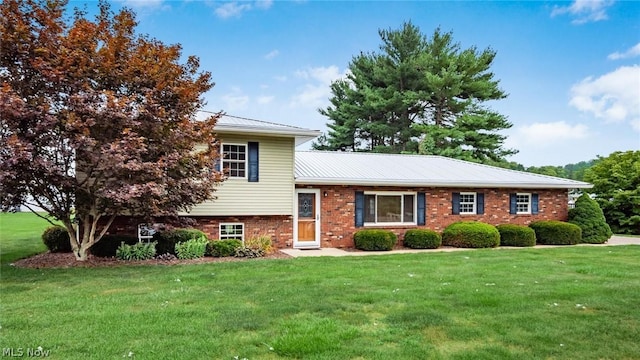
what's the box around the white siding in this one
[183,134,295,216]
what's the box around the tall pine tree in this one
[314,22,516,163]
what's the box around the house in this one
[110,115,592,249]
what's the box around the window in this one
[459,192,476,214]
[516,193,531,214]
[222,144,246,178]
[363,192,416,225]
[220,223,244,241]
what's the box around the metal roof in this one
[294,151,592,189]
[215,115,321,146]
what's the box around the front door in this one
[294,189,321,249]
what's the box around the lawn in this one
[1,212,639,359]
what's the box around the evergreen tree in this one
[315,22,516,162]
[568,194,613,244]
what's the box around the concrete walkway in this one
[280,235,639,258]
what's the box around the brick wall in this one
[297,185,569,248]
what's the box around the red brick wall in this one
[106,215,293,249]
[297,185,569,248]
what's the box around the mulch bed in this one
[12,251,292,269]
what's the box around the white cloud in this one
[214,1,272,19]
[290,66,347,108]
[221,87,249,111]
[264,49,279,60]
[257,95,275,104]
[507,121,589,148]
[569,65,640,130]
[273,75,288,82]
[551,0,614,24]
[608,43,640,60]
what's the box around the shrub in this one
[568,193,613,244]
[403,229,441,249]
[245,235,274,254]
[234,246,265,258]
[442,222,500,248]
[90,234,138,257]
[353,229,397,251]
[207,239,242,257]
[116,241,157,261]
[496,224,536,247]
[175,236,208,259]
[153,228,207,255]
[529,221,582,245]
[42,226,71,253]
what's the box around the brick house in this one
[111,115,591,249]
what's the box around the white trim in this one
[363,191,417,226]
[459,192,477,215]
[219,222,245,242]
[293,189,321,249]
[221,142,248,179]
[516,193,532,214]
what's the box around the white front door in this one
[294,189,321,249]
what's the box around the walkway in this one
[280,235,639,258]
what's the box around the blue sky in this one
[91,0,638,166]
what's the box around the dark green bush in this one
[442,222,500,248]
[496,224,536,247]
[403,229,441,249]
[42,225,72,253]
[153,228,207,255]
[568,193,613,244]
[353,229,397,251]
[90,234,138,257]
[175,236,208,259]
[529,221,582,245]
[207,239,243,257]
[116,241,157,261]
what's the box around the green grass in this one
[1,212,639,359]
[0,212,56,264]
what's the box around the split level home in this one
[112,115,592,249]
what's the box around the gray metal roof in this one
[295,151,592,189]
[215,115,321,146]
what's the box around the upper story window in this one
[222,144,246,178]
[364,192,416,225]
[516,193,531,214]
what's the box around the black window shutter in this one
[509,193,517,214]
[452,192,460,215]
[477,193,485,214]
[248,142,259,182]
[355,191,364,227]
[532,193,539,214]
[417,192,426,225]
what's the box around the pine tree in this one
[568,194,613,243]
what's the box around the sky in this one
[81,0,638,167]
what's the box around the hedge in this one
[496,224,536,247]
[354,229,397,251]
[529,221,582,245]
[152,228,207,255]
[403,229,441,249]
[442,221,500,248]
[206,239,242,257]
[42,225,72,253]
[568,193,612,244]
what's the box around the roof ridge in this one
[222,114,311,131]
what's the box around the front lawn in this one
[1,213,639,359]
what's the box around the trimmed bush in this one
[153,228,207,255]
[90,234,138,257]
[403,229,442,249]
[175,236,208,259]
[568,193,613,244]
[207,239,242,257]
[42,225,72,253]
[116,241,157,261]
[496,224,536,247]
[529,221,582,245]
[442,221,500,248]
[354,229,397,251]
